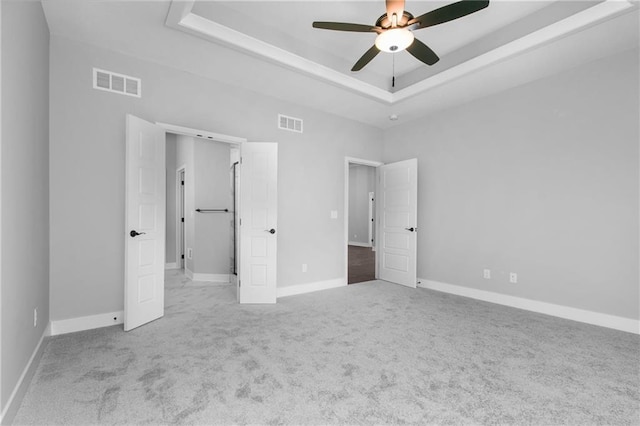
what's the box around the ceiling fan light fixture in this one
[375,28,414,53]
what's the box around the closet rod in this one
[195,208,229,213]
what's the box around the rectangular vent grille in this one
[93,68,141,98]
[278,114,303,133]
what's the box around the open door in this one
[238,142,278,304]
[124,114,166,331]
[377,158,418,288]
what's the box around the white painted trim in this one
[185,267,194,280]
[166,9,392,104]
[345,157,384,168]
[277,278,346,298]
[0,0,3,413]
[50,311,124,336]
[191,273,231,283]
[165,0,634,104]
[165,262,178,270]
[348,241,372,248]
[176,165,186,270]
[394,0,635,103]
[368,191,374,247]
[344,157,384,286]
[418,279,640,335]
[0,327,47,425]
[157,122,246,144]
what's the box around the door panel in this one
[239,142,278,304]
[125,114,166,331]
[378,158,417,288]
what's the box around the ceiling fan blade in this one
[409,0,490,30]
[406,39,439,66]
[386,0,405,25]
[312,22,380,33]
[351,45,380,72]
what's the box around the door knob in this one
[130,230,146,237]
[405,227,415,232]
[266,228,276,234]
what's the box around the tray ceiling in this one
[42,0,639,128]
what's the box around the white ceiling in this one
[42,0,639,129]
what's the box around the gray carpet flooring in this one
[13,270,640,425]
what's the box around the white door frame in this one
[176,166,185,269]
[344,157,383,282]
[368,191,375,249]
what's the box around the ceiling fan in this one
[312,0,490,72]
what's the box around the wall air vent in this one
[278,114,303,133]
[93,68,141,98]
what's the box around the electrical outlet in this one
[483,269,491,279]
[509,272,518,284]
[330,210,338,219]
[187,248,193,259]
[34,308,37,327]
[302,263,308,273]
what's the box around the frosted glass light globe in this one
[375,28,414,53]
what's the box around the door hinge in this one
[181,218,184,223]
[181,254,184,259]
[240,157,243,165]
[239,218,242,226]
[181,180,184,186]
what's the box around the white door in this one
[124,114,166,331]
[178,169,185,269]
[238,142,278,304]
[377,159,418,288]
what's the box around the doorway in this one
[345,158,382,284]
[165,133,238,284]
[344,156,419,288]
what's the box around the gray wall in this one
[165,133,177,265]
[383,48,639,320]
[192,139,231,275]
[348,165,375,245]
[48,36,383,321]
[0,0,50,415]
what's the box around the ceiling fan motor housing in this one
[376,11,414,29]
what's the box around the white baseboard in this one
[348,241,372,248]
[277,278,346,298]
[50,311,124,336]
[0,327,48,425]
[418,279,640,335]
[191,273,230,283]
[165,262,178,270]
